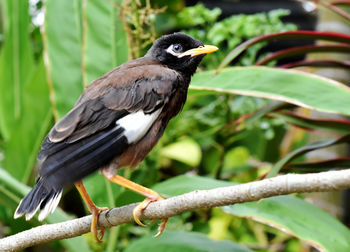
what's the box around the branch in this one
[1,169,350,251]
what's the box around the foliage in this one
[121,0,165,59]
[0,0,350,252]
[176,4,297,69]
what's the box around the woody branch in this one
[1,169,350,251]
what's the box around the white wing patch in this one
[117,108,162,144]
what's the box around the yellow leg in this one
[75,181,108,242]
[102,170,168,237]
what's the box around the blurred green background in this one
[1,0,350,251]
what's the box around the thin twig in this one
[1,169,350,251]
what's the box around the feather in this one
[14,179,62,221]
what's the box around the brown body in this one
[117,61,188,168]
[35,55,190,190]
[14,33,217,236]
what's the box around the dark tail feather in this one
[14,179,62,221]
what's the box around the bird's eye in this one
[172,44,182,53]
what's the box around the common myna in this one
[14,32,218,240]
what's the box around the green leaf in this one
[284,158,350,173]
[160,138,202,167]
[256,44,350,66]
[272,111,350,134]
[43,0,83,119]
[267,134,350,178]
[3,60,52,182]
[191,67,350,116]
[281,59,350,69]
[0,0,33,139]
[223,196,350,252]
[153,175,350,251]
[83,0,128,85]
[0,168,30,197]
[217,31,350,71]
[125,231,253,252]
[152,175,233,197]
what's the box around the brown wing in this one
[48,60,180,144]
[37,59,181,188]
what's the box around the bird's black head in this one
[146,32,218,76]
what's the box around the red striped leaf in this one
[217,31,350,72]
[271,111,350,134]
[256,44,350,66]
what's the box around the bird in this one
[14,32,218,241]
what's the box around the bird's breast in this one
[117,87,188,169]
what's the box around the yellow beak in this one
[178,45,219,58]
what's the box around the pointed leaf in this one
[272,111,350,134]
[83,0,128,85]
[256,44,350,66]
[267,134,350,178]
[281,59,350,69]
[217,31,350,71]
[190,67,350,116]
[0,0,33,139]
[284,158,350,173]
[3,60,52,182]
[320,0,350,21]
[43,0,83,119]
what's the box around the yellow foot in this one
[90,206,109,242]
[132,194,168,237]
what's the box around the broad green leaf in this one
[223,196,350,252]
[0,168,90,252]
[0,0,33,139]
[153,175,350,251]
[83,0,128,85]
[44,0,83,119]
[152,175,233,197]
[191,67,350,116]
[160,138,202,167]
[125,231,253,252]
[3,60,52,182]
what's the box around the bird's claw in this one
[91,206,109,242]
[132,198,153,227]
[132,195,168,237]
[154,218,168,238]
